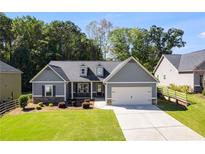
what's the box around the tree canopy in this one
[0,14,186,92]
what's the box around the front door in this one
[96,83,103,97]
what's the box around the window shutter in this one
[42,85,45,96]
[53,85,56,96]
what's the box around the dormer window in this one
[96,65,104,77]
[80,64,87,76]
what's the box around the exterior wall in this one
[155,57,194,89]
[32,82,64,96]
[0,73,21,101]
[106,83,157,104]
[33,67,63,81]
[108,60,156,82]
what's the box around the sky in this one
[5,12,205,54]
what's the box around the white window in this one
[45,85,53,97]
[77,83,89,93]
[97,84,102,92]
[80,66,87,76]
[163,75,166,79]
[96,67,103,76]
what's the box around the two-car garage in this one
[111,87,152,105]
[104,57,158,106]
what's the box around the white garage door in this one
[112,87,152,105]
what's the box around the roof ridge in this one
[184,49,205,55]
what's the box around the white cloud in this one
[199,32,205,38]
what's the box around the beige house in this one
[0,60,22,101]
[154,49,205,92]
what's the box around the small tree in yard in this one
[18,95,28,110]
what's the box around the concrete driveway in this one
[97,103,204,141]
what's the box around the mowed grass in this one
[157,94,205,137]
[0,109,125,141]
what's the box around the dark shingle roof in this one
[164,54,181,70]
[164,49,205,72]
[49,61,121,82]
[49,65,69,81]
[0,60,22,73]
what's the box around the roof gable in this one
[0,60,22,73]
[30,65,66,82]
[104,57,158,83]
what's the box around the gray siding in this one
[32,82,64,96]
[108,60,156,82]
[33,67,63,81]
[107,83,157,98]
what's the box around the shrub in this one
[18,95,28,110]
[82,102,90,109]
[58,102,66,108]
[38,102,44,107]
[202,89,205,96]
[49,103,53,107]
[36,105,42,110]
[169,84,190,93]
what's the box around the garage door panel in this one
[112,87,152,105]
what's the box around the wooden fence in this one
[0,99,19,116]
[158,87,188,107]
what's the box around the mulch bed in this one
[7,103,84,116]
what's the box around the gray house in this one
[154,49,205,92]
[30,57,158,105]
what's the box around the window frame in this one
[163,75,166,80]
[77,83,89,93]
[45,85,53,97]
[96,67,103,76]
[80,67,87,76]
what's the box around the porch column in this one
[91,82,93,99]
[105,83,107,102]
[71,82,74,99]
[64,82,67,101]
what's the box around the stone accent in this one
[33,97,64,104]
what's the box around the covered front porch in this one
[67,82,105,100]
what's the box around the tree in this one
[0,14,13,63]
[86,19,113,60]
[109,26,186,71]
[148,25,186,65]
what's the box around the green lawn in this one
[0,109,125,141]
[157,94,205,137]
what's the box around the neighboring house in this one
[30,57,158,105]
[154,49,205,92]
[0,60,22,101]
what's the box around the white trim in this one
[32,81,66,83]
[55,95,65,97]
[64,82,67,101]
[104,56,158,83]
[45,84,53,97]
[105,84,108,101]
[32,95,42,97]
[105,82,157,84]
[32,95,64,97]
[153,55,164,73]
[71,82,74,99]
[152,97,157,99]
[30,64,66,82]
[91,82,93,99]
